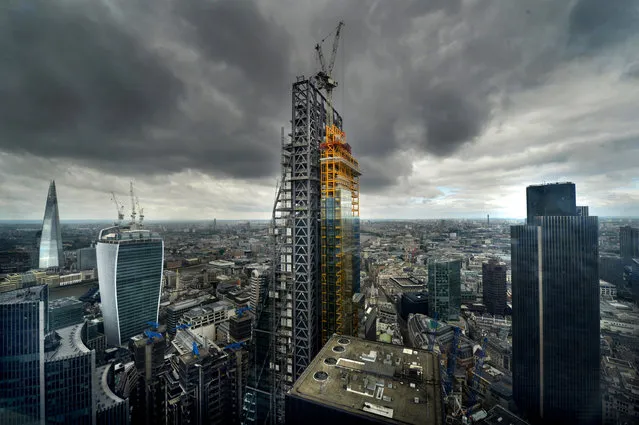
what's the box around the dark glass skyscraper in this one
[620,225,639,261]
[39,180,64,269]
[482,259,507,316]
[0,285,48,425]
[526,182,576,224]
[512,184,600,425]
[97,226,164,346]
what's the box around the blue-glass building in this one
[39,181,64,270]
[0,285,48,425]
[96,226,164,346]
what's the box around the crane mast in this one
[129,181,136,224]
[315,21,344,129]
[110,192,125,224]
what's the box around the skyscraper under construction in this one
[244,22,360,425]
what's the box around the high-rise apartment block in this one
[39,181,64,269]
[482,259,507,316]
[512,183,600,424]
[620,225,639,260]
[427,259,462,321]
[96,226,164,346]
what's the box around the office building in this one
[320,123,361,343]
[77,247,97,271]
[95,364,129,425]
[49,296,84,330]
[128,333,166,425]
[166,296,210,337]
[39,180,64,270]
[286,335,443,425]
[0,285,48,425]
[428,259,462,321]
[576,205,589,217]
[482,259,508,316]
[44,323,96,425]
[511,183,600,424]
[96,225,164,346]
[620,226,639,260]
[525,182,576,224]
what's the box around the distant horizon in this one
[1,216,638,225]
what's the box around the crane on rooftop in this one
[315,21,344,128]
[110,192,125,225]
[136,196,144,227]
[129,181,137,224]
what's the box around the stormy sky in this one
[0,0,638,220]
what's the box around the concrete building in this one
[128,333,166,425]
[286,335,443,425]
[39,180,64,270]
[166,296,211,337]
[96,226,164,346]
[428,259,462,321]
[179,300,234,341]
[511,183,600,425]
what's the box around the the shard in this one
[39,180,64,269]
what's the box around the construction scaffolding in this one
[320,124,361,343]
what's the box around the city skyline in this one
[0,0,637,220]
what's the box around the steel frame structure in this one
[244,77,340,425]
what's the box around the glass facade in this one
[97,228,164,346]
[512,214,601,424]
[39,181,64,270]
[0,286,48,425]
[45,325,96,425]
[427,260,461,321]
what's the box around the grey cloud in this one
[568,0,639,55]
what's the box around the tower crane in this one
[129,181,136,224]
[315,21,344,129]
[136,196,144,226]
[110,192,125,224]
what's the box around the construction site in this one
[244,21,362,424]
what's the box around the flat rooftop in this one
[480,405,529,425]
[0,285,47,304]
[288,335,443,425]
[46,323,91,361]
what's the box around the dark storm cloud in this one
[0,0,293,179]
[0,0,636,196]
[0,0,182,146]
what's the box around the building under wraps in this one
[320,122,361,343]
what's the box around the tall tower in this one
[39,180,64,269]
[320,112,361,343]
[620,225,639,261]
[96,226,164,346]
[512,183,600,424]
[0,285,48,425]
[482,259,507,316]
[427,259,462,321]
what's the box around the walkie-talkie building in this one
[96,226,164,346]
[39,181,64,270]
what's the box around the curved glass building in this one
[38,181,64,270]
[96,226,164,346]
